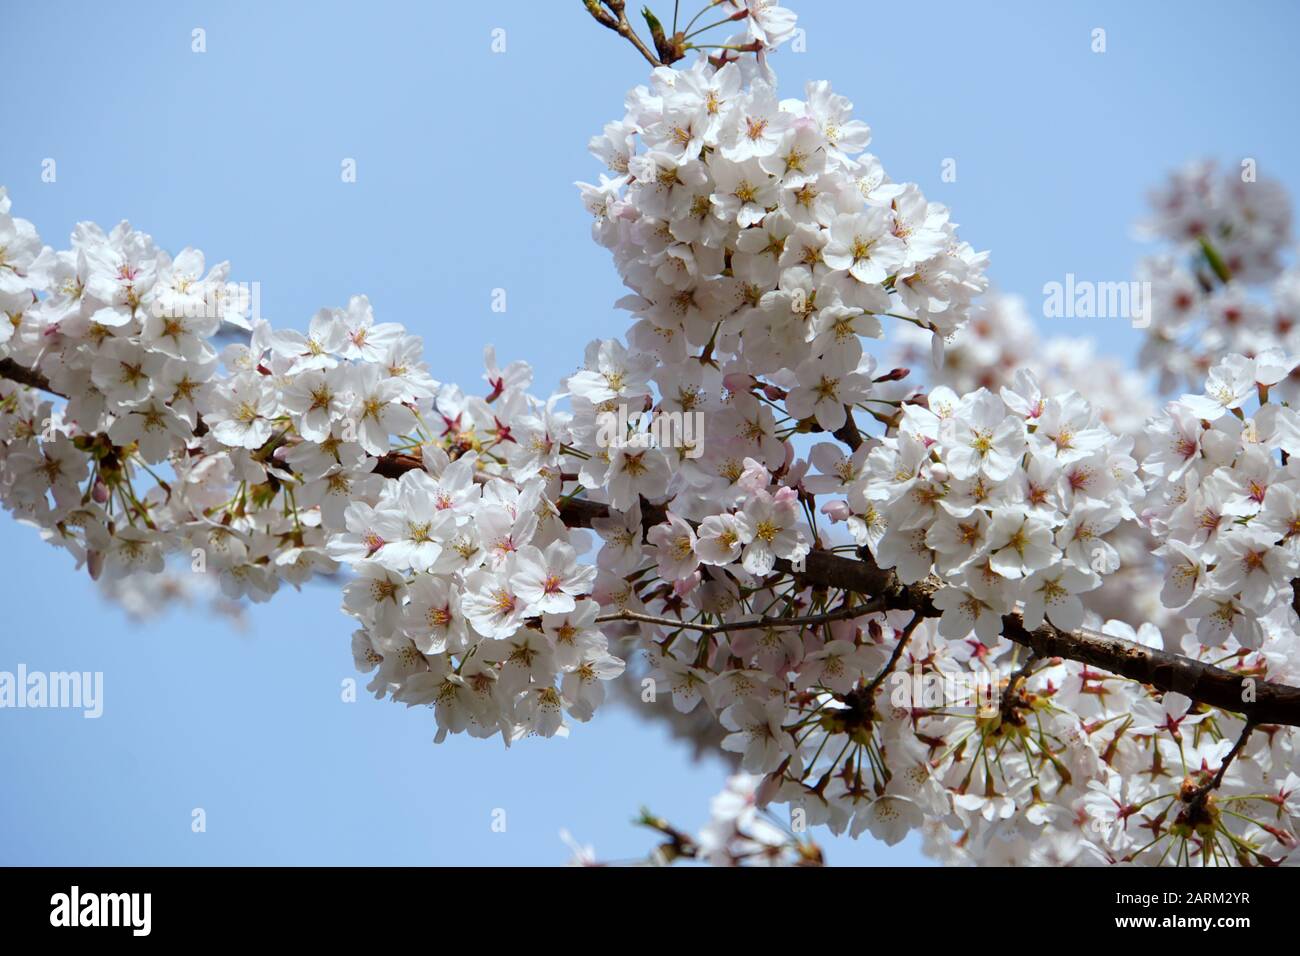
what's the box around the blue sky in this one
[1,1,1297,865]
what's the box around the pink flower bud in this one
[672,571,700,598]
[722,372,755,393]
[820,500,851,522]
[738,458,770,495]
[772,485,798,507]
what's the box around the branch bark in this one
[553,490,1300,728]
[0,358,61,396]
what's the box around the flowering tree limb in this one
[344,441,1300,727]
[9,334,1288,730]
[4,0,1300,867]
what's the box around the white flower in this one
[511,540,595,615]
[784,353,872,431]
[1157,539,1205,609]
[734,486,808,575]
[859,796,923,846]
[347,364,417,456]
[647,512,700,582]
[822,208,905,285]
[695,512,745,566]
[986,506,1056,579]
[203,371,278,450]
[720,81,791,162]
[338,295,402,363]
[932,585,1004,645]
[1180,354,1259,420]
[1185,593,1264,648]
[341,560,407,632]
[106,397,191,463]
[1207,528,1296,605]
[270,309,346,370]
[1021,564,1098,632]
[561,647,626,722]
[281,366,351,443]
[605,445,671,510]
[944,390,1026,482]
[541,600,605,670]
[720,697,794,773]
[463,558,528,640]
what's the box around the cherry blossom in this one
[1,2,1298,870]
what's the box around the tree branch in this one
[864,611,924,695]
[595,597,881,635]
[0,358,62,396]
[1192,718,1256,806]
[831,406,863,451]
[552,491,1300,728]
[582,0,665,67]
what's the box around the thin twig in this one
[1205,719,1256,796]
[999,651,1041,724]
[582,0,664,67]
[596,598,880,635]
[865,611,924,695]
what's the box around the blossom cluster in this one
[1136,160,1298,393]
[1142,349,1300,656]
[577,51,989,399]
[0,186,628,745]
[893,294,1159,444]
[890,296,1171,631]
[843,375,1142,640]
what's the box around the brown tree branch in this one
[551,490,1300,728]
[0,358,61,396]
[595,597,881,635]
[1190,718,1256,807]
[582,0,665,67]
[864,611,924,696]
[831,406,863,451]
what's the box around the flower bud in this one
[820,500,851,522]
[722,372,756,393]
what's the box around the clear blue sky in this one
[1,1,1297,866]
